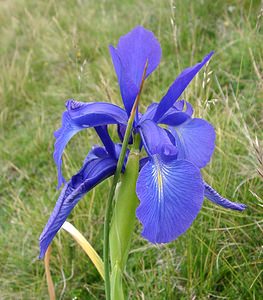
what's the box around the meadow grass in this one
[0,0,262,299]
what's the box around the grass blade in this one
[61,221,104,280]
[44,245,56,300]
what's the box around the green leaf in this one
[110,149,140,271]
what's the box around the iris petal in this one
[157,100,193,126]
[170,118,216,168]
[110,26,162,114]
[204,182,246,211]
[54,99,127,188]
[112,26,161,86]
[66,99,128,126]
[139,120,177,158]
[94,126,116,159]
[136,156,204,243]
[140,100,193,125]
[109,46,139,115]
[39,146,118,258]
[154,51,214,121]
[54,111,83,188]
[184,101,194,116]
[139,103,159,123]
[139,157,149,170]
[174,100,194,117]
[159,111,190,126]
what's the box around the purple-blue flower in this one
[39,26,246,258]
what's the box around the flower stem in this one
[103,61,148,300]
[110,146,140,300]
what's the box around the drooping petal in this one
[66,99,128,126]
[54,111,83,188]
[139,120,177,159]
[110,26,162,114]
[54,99,127,188]
[153,51,214,122]
[170,118,216,168]
[39,146,118,258]
[94,126,116,159]
[204,182,246,211]
[136,155,204,243]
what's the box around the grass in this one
[0,0,262,299]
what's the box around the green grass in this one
[0,0,262,299]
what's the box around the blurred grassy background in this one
[0,0,262,299]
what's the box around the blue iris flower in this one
[39,26,246,259]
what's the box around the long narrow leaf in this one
[62,221,104,280]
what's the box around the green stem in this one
[103,61,148,300]
[103,111,135,300]
[110,145,140,300]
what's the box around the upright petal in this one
[204,182,246,211]
[136,155,204,243]
[153,52,214,122]
[109,46,139,115]
[110,26,162,114]
[116,26,162,85]
[39,146,118,258]
[54,99,127,188]
[170,118,216,168]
